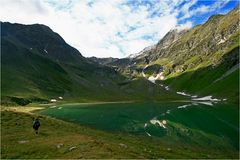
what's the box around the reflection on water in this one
[40,102,239,150]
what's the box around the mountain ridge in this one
[90,6,239,103]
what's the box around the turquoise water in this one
[39,102,239,149]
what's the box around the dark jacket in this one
[33,119,40,129]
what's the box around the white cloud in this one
[0,0,231,58]
[175,21,192,31]
[179,0,231,20]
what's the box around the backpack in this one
[33,120,40,128]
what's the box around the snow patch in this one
[197,101,213,106]
[142,65,164,84]
[217,38,226,45]
[192,96,221,102]
[166,110,171,114]
[160,75,165,80]
[141,65,149,78]
[150,118,167,128]
[142,71,146,78]
[192,103,199,106]
[58,96,63,100]
[44,49,48,54]
[177,101,216,109]
[146,132,151,137]
[177,104,191,109]
[58,107,62,109]
[148,72,164,84]
[162,120,167,125]
[144,123,148,128]
[148,76,156,83]
[143,65,149,70]
[176,91,191,97]
[165,86,169,90]
[50,99,57,102]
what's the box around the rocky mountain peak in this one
[157,28,188,49]
[128,44,157,59]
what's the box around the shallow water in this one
[39,102,239,149]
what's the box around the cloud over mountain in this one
[0,0,237,58]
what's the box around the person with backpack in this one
[32,118,41,134]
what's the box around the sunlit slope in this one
[163,47,239,103]
[101,6,239,103]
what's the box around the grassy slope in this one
[1,38,72,98]
[161,46,239,103]
[1,43,187,104]
[1,109,238,159]
[200,69,239,102]
[163,66,239,103]
[1,22,128,102]
[1,34,184,104]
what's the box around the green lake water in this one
[39,102,239,150]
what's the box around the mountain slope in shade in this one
[1,22,183,105]
[1,22,85,63]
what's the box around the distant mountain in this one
[88,56,119,65]
[128,44,157,59]
[1,22,181,105]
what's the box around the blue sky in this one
[0,0,238,58]
[179,0,238,25]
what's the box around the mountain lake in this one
[39,101,239,151]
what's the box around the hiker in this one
[33,118,41,134]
